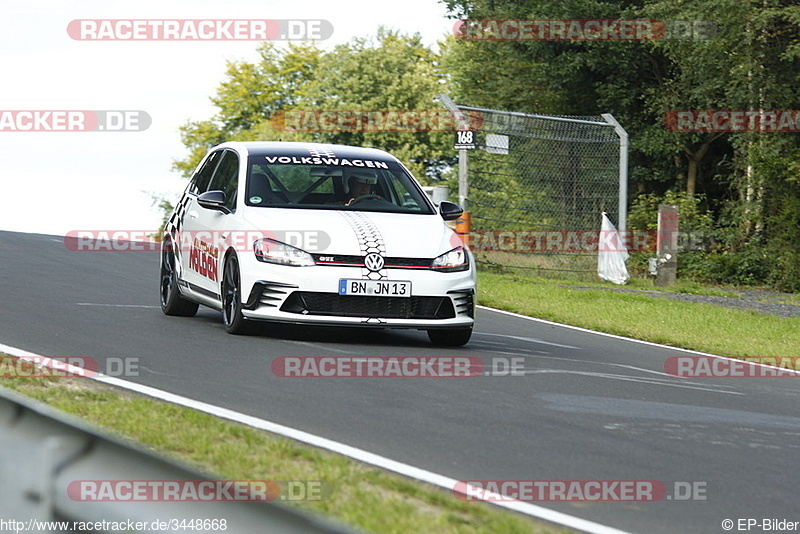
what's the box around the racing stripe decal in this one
[168,194,192,235]
[307,146,337,158]
[338,211,389,325]
[338,211,387,281]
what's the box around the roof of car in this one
[217,141,398,162]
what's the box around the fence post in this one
[602,114,628,233]
[458,148,468,207]
[437,94,471,208]
[656,204,679,286]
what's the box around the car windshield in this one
[245,155,436,214]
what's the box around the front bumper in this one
[238,259,475,329]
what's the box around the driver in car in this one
[343,169,380,206]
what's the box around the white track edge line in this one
[480,305,797,359]
[478,305,724,356]
[0,342,631,534]
[479,305,800,376]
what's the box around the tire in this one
[160,238,199,317]
[221,254,252,334]
[427,327,473,347]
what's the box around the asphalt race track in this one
[2,230,799,533]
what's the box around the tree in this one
[173,31,455,183]
[441,0,800,288]
[172,42,321,178]
[297,28,454,181]
[440,0,682,197]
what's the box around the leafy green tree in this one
[641,0,795,199]
[644,0,800,289]
[440,0,681,199]
[173,31,456,183]
[172,42,321,178]
[442,0,800,289]
[297,29,454,181]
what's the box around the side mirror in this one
[197,190,231,214]
[439,201,463,221]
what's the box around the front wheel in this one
[221,254,252,334]
[160,238,199,317]
[427,327,473,347]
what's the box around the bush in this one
[627,191,780,288]
[763,192,800,292]
[627,190,716,234]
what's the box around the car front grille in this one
[312,254,433,269]
[280,292,456,319]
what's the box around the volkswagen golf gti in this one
[159,141,476,346]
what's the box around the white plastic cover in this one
[597,212,630,285]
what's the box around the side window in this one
[208,150,240,211]
[189,150,223,195]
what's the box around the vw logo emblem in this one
[364,253,384,272]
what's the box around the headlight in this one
[431,246,469,272]
[254,238,315,267]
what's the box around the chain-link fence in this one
[453,104,627,276]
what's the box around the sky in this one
[0,0,455,236]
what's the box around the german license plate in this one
[339,279,411,297]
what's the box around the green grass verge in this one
[478,271,800,358]
[1,370,569,534]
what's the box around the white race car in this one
[160,141,476,346]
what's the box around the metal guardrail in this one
[0,385,360,534]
